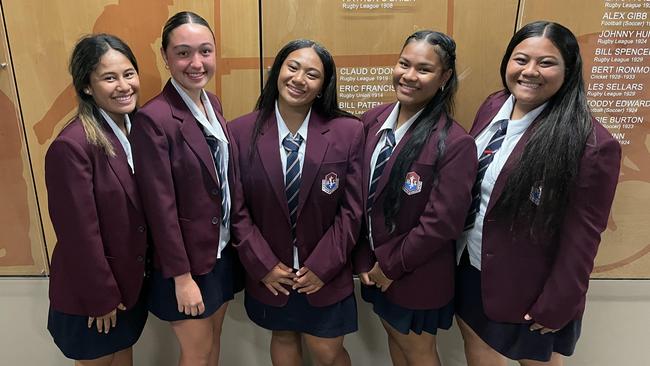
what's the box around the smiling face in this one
[505,36,565,117]
[276,47,325,114]
[87,48,140,123]
[162,23,216,101]
[392,40,452,113]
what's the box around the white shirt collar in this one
[170,77,228,144]
[376,102,424,143]
[275,100,310,142]
[99,108,134,173]
[491,94,547,136]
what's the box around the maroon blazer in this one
[46,118,148,317]
[471,90,621,329]
[228,110,364,307]
[352,103,477,309]
[130,80,232,279]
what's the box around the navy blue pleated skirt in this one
[148,245,235,321]
[455,257,581,362]
[47,281,149,360]
[245,291,358,338]
[361,284,454,335]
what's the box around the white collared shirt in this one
[457,95,547,270]
[99,109,134,173]
[275,100,311,269]
[170,78,230,258]
[367,102,423,249]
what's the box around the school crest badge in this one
[322,172,339,194]
[402,171,422,195]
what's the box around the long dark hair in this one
[383,30,458,231]
[250,39,354,157]
[69,33,139,156]
[161,11,214,51]
[495,21,593,237]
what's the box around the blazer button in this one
[211,216,219,225]
[138,225,146,233]
[211,188,219,196]
[137,255,144,262]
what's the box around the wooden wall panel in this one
[0,3,48,275]
[1,0,260,272]
[260,0,518,128]
[519,0,650,278]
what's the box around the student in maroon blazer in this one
[46,34,149,365]
[352,31,477,366]
[455,21,621,366]
[229,39,364,366]
[129,12,237,366]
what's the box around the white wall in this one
[0,278,648,365]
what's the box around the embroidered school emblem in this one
[402,172,422,195]
[321,172,339,194]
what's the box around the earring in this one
[440,85,445,92]
[317,93,322,98]
[84,88,91,95]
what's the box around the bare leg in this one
[303,333,351,366]
[207,302,229,365]
[380,319,439,366]
[457,316,507,366]
[519,353,564,366]
[270,331,302,366]
[171,315,217,366]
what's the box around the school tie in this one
[367,129,396,213]
[283,134,304,267]
[204,135,230,227]
[463,119,508,231]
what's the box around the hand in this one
[368,262,393,292]
[359,271,376,286]
[87,303,126,334]
[174,273,205,316]
[524,313,559,334]
[262,262,296,296]
[293,267,324,294]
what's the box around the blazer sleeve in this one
[46,138,122,316]
[375,133,478,280]
[528,135,621,329]
[303,121,365,284]
[229,126,282,282]
[131,112,190,278]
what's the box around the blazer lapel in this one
[363,110,388,214]
[372,104,413,200]
[104,127,140,211]
[484,92,539,216]
[257,114,291,223]
[297,112,329,218]
[163,82,219,186]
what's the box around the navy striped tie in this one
[464,119,508,231]
[205,135,229,227]
[283,134,304,259]
[367,129,396,212]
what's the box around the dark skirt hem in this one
[148,246,235,322]
[455,259,581,362]
[361,285,454,336]
[245,291,358,338]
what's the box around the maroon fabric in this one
[130,80,232,279]
[46,118,148,317]
[228,110,364,307]
[353,103,478,310]
[470,90,622,329]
